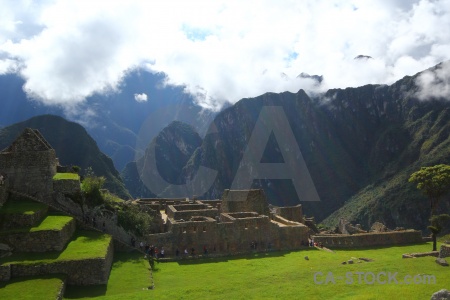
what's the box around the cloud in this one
[134,93,148,102]
[1,0,450,111]
[415,61,450,100]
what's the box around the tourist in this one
[131,237,136,247]
[184,248,188,257]
[191,247,195,256]
[140,241,144,251]
[203,245,208,256]
[176,248,180,257]
[160,247,165,258]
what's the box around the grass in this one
[53,173,80,181]
[0,199,47,215]
[64,251,152,299]
[0,275,65,299]
[146,242,447,300]
[0,230,111,266]
[0,215,73,235]
[1,242,447,299]
[438,233,450,243]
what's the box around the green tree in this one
[117,204,154,236]
[428,214,450,251]
[408,164,450,216]
[71,165,81,174]
[81,174,106,207]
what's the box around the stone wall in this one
[166,204,218,221]
[270,221,309,249]
[0,150,57,197]
[312,230,423,248]
[0,218,76,252]
[440,244,450,258]
[272,214,304,226]
[0,184,7,208]
[10,238,114,285]
[220,189,270,215]
[273,205,303,223]
[53,179,81,194]
[146,211,309,256]
[0,264,11,282]
[0,205,48,230]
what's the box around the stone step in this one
[1,230,114,286]
[0,215,76,252]
[0,274,67,299]
[0,198,49,229]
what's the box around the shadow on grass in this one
[173,250,298,266]
[326,242,430,252]
[0,251,61,265]
[64,284,107,298]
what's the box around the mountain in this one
[0,71,217,172]
[132,62,450,231]
[121,121,202,198]
[0,114,131,199]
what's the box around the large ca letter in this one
[231,106,320,202]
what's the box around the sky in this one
[1,0,450,111]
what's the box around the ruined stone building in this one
[0,128,311,258]
[0,127,423,259]
[136,189,310,255]
[0,128,57,200]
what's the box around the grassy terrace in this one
[0,199,47,215]
[0,215,73,235]
[146,242,448,300]
[53,173,80,181]
[0,230,111,266]
[64,252,152,299]
[0,275,66,299]
[0,242,448,299]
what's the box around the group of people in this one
[173,245,216,258]
[135,240,165,259]
[306,238,323,248]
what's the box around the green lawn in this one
[1,242,448,299]
[64,251,152,299]
[0,275,65,299]
[0,230,111,266]
[146,242,448,300]
[0,215,73,235]
[53,173,80,181]
[0,198,47,215]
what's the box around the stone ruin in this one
[312,218,423,249]
[0,128,57,200]
[0,127,428,261]
[0,128,115,287]
[135,189,311,255]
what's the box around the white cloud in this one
[1,0,450,110]
[416,61,450,100]
[134,93,148,102]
